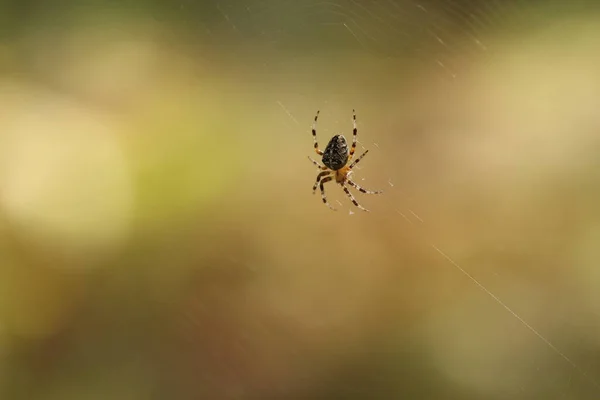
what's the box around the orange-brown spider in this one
[307,110,383,211]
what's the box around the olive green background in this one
[1,1,600,399]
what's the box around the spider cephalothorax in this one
[307,110,383,211]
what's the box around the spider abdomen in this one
[322,135,349,171]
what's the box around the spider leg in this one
[313,170,332,193]
[347,179,383,195]
[307,156,328,170]
[342,184,369,212]
[319,176,336,210]
[312,110,324,156]
[349,149,369,169]
[348,109,358,160]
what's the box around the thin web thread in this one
[428,242,598,388]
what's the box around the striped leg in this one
[349,149,368,169]
[348,109,358,160]
[347,179,383,195]
[313,171,332,193]
[307,156,328,170]
[342,185,369,212]
[312,110,324,156]
[319,176,336,210]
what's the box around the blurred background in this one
[1,0,600,399]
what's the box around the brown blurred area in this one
[1,1,600,399]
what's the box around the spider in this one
[307,109,383,211]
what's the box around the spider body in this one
[307,110,382,211]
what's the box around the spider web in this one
[167,0,600,398]
[181,1,600,398]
